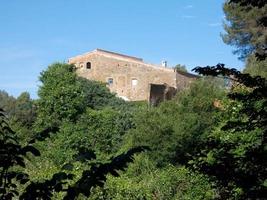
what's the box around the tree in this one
[228,0,266,9]
[174,64,187,72]
[20,146,148,200]
[12,92,36,128]
[0,91,36,144]
[96,158,216,200]
[0,90,16,118]
[222,0,267,60]
[35,63,85,129]
[42,107,135,166]
[127,78,225,167]
[243,54,267,78]
[1,107,147,200]
[0,108,40,199]
[35,63,131,130]
[191,64,267,199]
[77,78,127,110]
[0,91,36,128]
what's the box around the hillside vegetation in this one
[1,0,266,199]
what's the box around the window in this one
[107,78,113,86]
[86,62,91,69]
[132,78,138,86]
[79,62,84,68]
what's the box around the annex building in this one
[68,49,198,104]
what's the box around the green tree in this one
[41,107,135,166]
[78,78,127,110]
[192,64,267,199]
[127,78,225,167]
[0,90,16,117]
[222,0,267,60]
[33,62,136,165]
[0,91,36,143]
[35,63,85,129]
[35,63,132,130]
[243,54,267,78]
[1,107,147,200]
[174,64,188,72]
[0,108,40,199]
[0,91,36,127]
[11,92,37,144]
[90,155,216,200]
[12,92,36,128]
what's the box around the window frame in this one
[131,78,138,87]
[86,62,91,69]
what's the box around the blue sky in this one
[0,0,244,99]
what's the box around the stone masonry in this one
[68,49,198,103]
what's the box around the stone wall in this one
[68,50,198,101]
[176,71,197,92]
[69,51,177,101]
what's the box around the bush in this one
[126,78,226,166]
[91,155,216,200]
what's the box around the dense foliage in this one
[35,63,85,129]
[244,54,267,78]
[92,156,216,200]
[223,0,267,78]
[127,78,225,167]
[0,63,147,200]
[222,0,267,60]
[0,108,40,199]
[1,59,266,199]
[0,107,147,200]
[1,1,266,199]
[191,64,267,199]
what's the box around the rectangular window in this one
[86,62,91,69]
[132,79,138,86]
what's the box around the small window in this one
[132,79,138,86]
[107,78,113,86]
[79,62,84,68]
[86,62,91,69]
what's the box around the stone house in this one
[68,49,198,104]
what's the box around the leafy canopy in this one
[222,0,267,60]
[191,64,267,199]
[128,77,225,167]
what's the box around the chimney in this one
[161,60,167,67]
